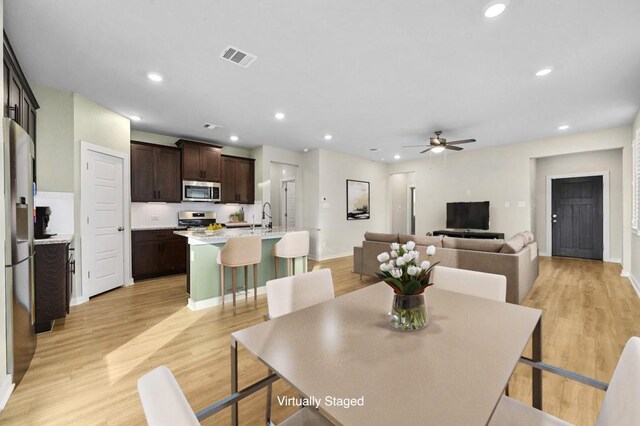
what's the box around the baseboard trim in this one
[310,252,354,262]
[70,295,89,306]
[539,252,549,257]
[605,258,621,264]
[188,286,268,311]
[621,270,630,278]
[0,374,14,411]
[628,274,640,298]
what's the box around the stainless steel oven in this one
[182,180,221,202]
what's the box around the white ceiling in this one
[5,0,640,162]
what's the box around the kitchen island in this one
[175,227,306,311]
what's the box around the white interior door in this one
[85,149,124,297]
[281,179,296,227]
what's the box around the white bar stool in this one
[218,235,262,312]
[272,231,309,278]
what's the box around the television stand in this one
[433,230,505,240]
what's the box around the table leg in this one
[265,368,273,425]
[532,317,542,410]
[231,338,238,426]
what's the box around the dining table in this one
[230,282,543,425]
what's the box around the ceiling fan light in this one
[432,146,445,154]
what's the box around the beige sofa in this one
[353,232,539,304]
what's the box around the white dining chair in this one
[431,265,507,302]
[272,230,310,278]
[266,268,335,319]
[490,336,640,426]
[137,366,200,426]
[265,268,335,426]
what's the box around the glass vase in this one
[390,293,428,331]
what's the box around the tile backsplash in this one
[130,201,263,229]
[34,191,75,234]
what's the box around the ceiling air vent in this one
[203,123,222,130]
[220,46,257,68]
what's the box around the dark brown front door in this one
[551,176,603,260]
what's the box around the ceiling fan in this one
[403,131,476,154]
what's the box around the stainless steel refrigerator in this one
[3,117,36,386]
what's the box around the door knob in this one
[117,227,124,231]
[552,220,557,223]
[552,214,557,218]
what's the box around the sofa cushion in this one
[442,237,504,253]
[364,232,399,243]
[399,234,444,247]
[500,234,528,254]
[521,231,535,244]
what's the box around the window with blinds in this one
[633,129,640,233]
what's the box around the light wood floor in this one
[0,256,638,425]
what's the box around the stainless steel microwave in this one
[182,180,221,202]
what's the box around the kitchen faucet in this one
[262,202,272,229]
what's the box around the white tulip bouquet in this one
[376,241,439,295]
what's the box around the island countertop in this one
[174,227,306,245]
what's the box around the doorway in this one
[81,144,126,297]
[551,175,604,260]
[409,186,416,235]
[281,178,296,228]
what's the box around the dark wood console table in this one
[433,230,505,240]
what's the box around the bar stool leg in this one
[232,267,237,313]
[253,264,258,305]
[303,255,307,273]
[287,258,291,277]
[274,257,278,279]
[220,265,225,307]
[292,257,296,276]
[244,265,249,302]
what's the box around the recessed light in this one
[274,112,285,120]
[432,146,445,154]
[394,154,401,160]
[324,134,333,141]
[230,135,239,142]
[147,72,163,82]
[369,148,379,152]
[303,148,309,153]
[535,67,553,77]
[558,125,570,131]
[129,115,142,121]
[483,1,508,18]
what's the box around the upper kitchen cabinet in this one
[176,139,221,182]
[221,155,255,204]
[131,141,181,202]
[3,32,39,142]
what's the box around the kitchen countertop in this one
[34,234,74,245]
[175,227,305,245]
[131,226,188,231]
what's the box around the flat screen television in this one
[446,201,490,230]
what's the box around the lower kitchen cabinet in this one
[132,229,187,280]
[35,242,73,333]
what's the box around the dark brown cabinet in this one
[131,141,181,202]
[35,242,73,333]
[176,139,221,182]
[132,229,187,280]
[4,32,38,178]
[221,155,255,204]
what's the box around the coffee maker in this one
[35,206,55,239]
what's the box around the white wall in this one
[389,126,633,273]
[632,112,640,291]
[390,172,416,234]
[534,149,623,260]
[316,149,389,259]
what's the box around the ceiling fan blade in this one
[445,145,463,151]
[420,147,433,154]
[402,145,430,148]
[446,139,476,145]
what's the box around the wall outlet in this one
[151,215,160,221]
[466,190,471,195]
[517,201,526,208]
[322,202,330,208]
[504,201,510,208]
